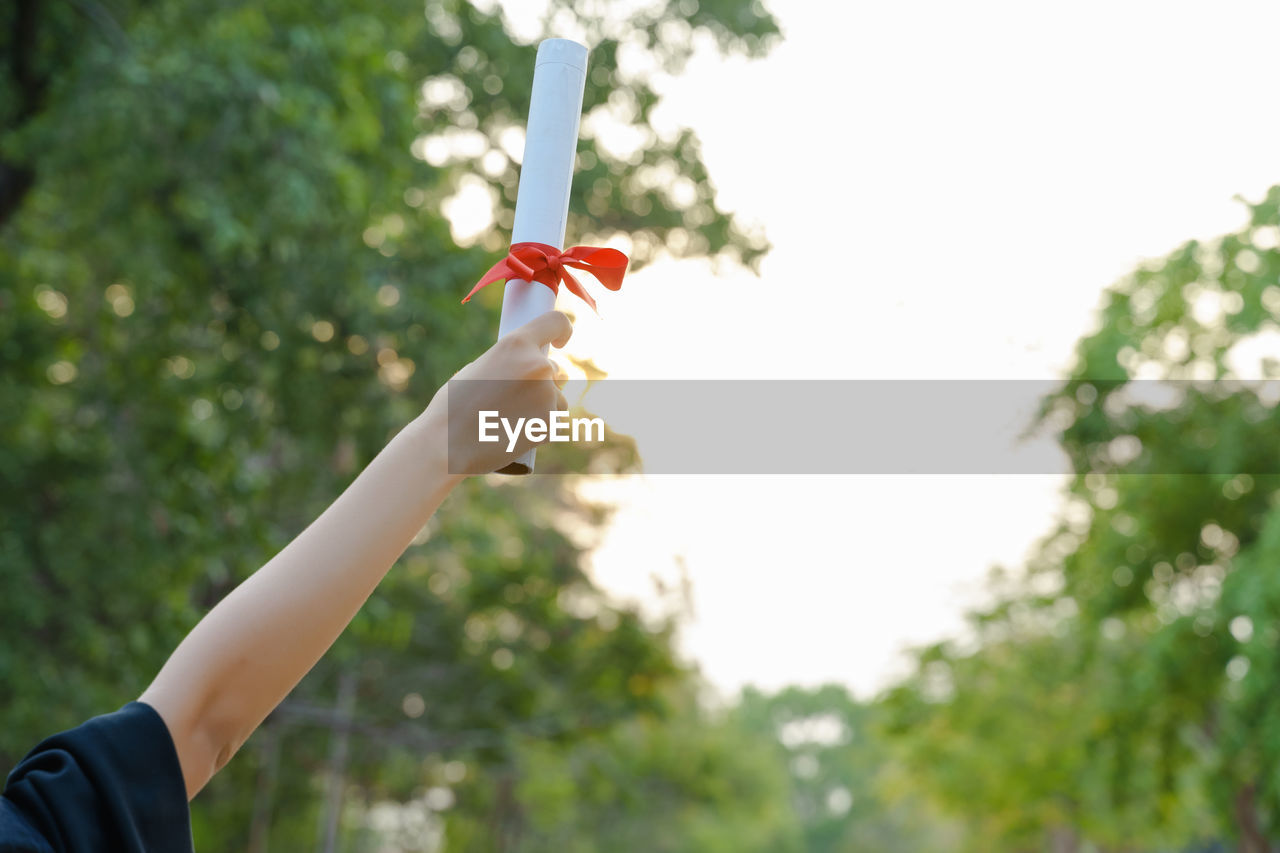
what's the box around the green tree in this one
[736,684,960,853]
[492,685,803,853]
[0,0,779,847]
[881,186,1280,851]
[1029,185,1280,849]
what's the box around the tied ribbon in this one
[461,242,628,313]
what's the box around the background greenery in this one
[5,0,1280,850]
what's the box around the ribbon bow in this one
[461,242,629,313]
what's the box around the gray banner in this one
[445,379,1280,475]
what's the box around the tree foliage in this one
[883,186,1280,851]
[0,0,779,847]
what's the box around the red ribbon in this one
[461,242,629,313]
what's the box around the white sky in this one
[488,0,1280,699]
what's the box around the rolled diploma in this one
[495,38,588,475]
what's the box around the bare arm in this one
[140,311,573,799]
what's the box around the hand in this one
[421,311,573,475]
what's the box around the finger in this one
[530,359,555,381]
[549,359,569,389]
[517,310,573,349]
[555,389,568,411]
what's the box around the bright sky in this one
[484,0,1280,699]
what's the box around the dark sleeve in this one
[1,701,193,853]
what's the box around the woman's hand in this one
[421,310,573,475]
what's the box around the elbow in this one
[183,711,245,800]
[142,685,246,800]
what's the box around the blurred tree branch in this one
[0,0,44,227]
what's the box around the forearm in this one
[141,410,462,799]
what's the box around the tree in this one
[491,685,803,853]
[736,684,960,853]
[0,0,779,847]
[881,186,1280,850]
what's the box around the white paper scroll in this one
[495,38,589,475]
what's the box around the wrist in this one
[405,406,467,491]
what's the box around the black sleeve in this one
[1,701,193,853]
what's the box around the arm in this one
[140,310,573,799]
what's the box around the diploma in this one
[494,38,589,474]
